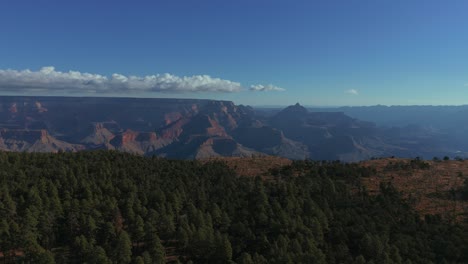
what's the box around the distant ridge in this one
[0,95,464,160]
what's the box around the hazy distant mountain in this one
[269,104,399,160]
[305,105,468,157]
[0,96,465,160]
[308,105,468,127]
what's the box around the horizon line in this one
[0,94,467,108]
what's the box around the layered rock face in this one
[0,96,437,161]
[0,96,273,158]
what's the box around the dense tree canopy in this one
[0,151,466,263]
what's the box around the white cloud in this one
[345,89,358,95]
[249,84,285,92]
[0,66,244,94]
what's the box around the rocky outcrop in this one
[81,122,116,145]
[0,129,83,152]
[110,130,170,154]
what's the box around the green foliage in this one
[115,230,132,264]
[0,151,466,263]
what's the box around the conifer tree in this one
[115,230,132,264]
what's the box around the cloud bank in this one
[0,67,249,94]
[249,84,285,92]
[345,89,358,95]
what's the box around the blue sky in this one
[1,0,468,106]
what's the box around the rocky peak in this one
[8,103,17,114]
[81,122,115,145]
[274,103,309,119]
[33,101,48,113]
